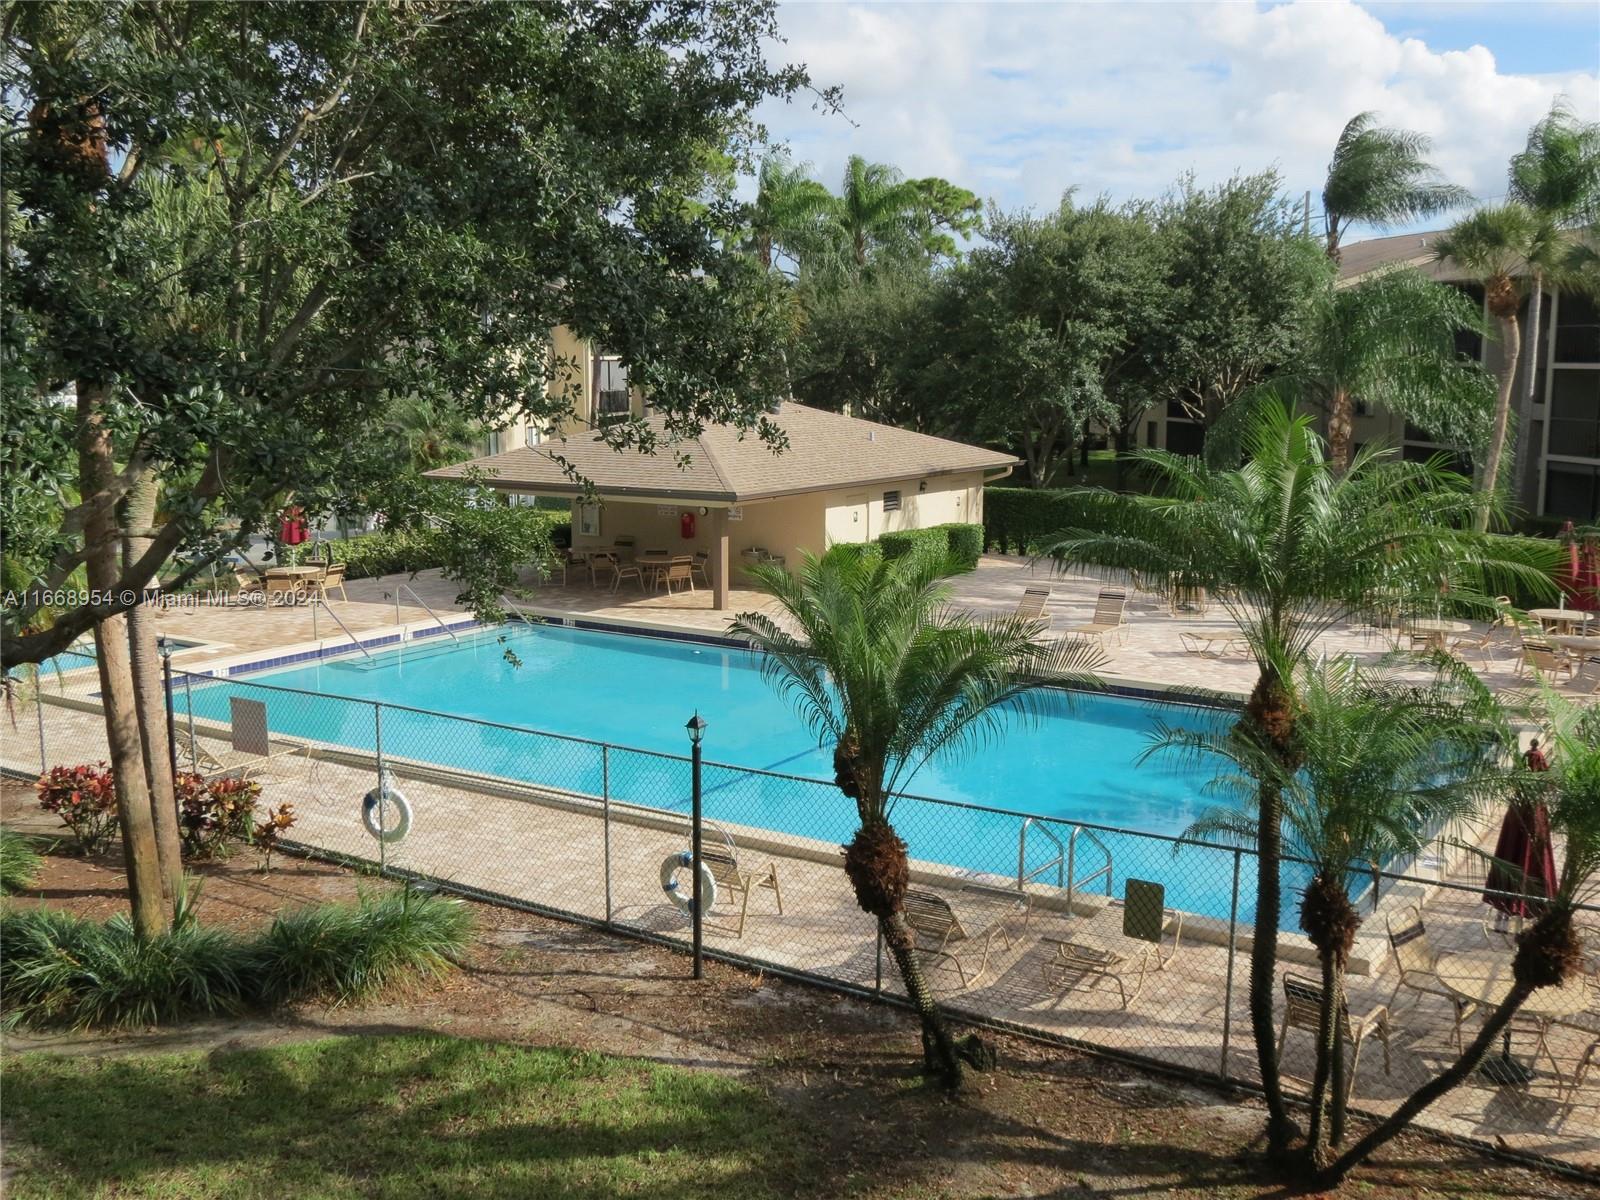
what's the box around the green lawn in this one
[2,1035,819,1199]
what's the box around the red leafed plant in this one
[178,773,262,859]
[36,763,120,855]
[253,803,297,873]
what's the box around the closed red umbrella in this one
[1484,742,1558,919]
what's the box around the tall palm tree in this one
[1152,656,1507,1169]
[729,547,1103,1085]
[1433,204,1567,528]
[1508,101,1600,503]
[1309,267,1495,471]
[1322,689,1600,1186]
[745,153,835,275]
[831,155,929,274]
[1047,398,1556,1158]
[1321,112,1470,261]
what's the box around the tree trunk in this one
[1113,423,1134,490]
[1512,278,1544,513]
[880,909,965,1084]
[79,380,166,940]
[1326,386,1354,473]
[1244,671,1296,1158]
[1318,981,1532,1187]
[1304,948,1339,1167]
[122,470,183,900]
[1476,306,1522,533]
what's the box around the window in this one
[595,356,630,419]
[882,490,901,512]
[1555,292,1600,365]
[1545,462,1600,522]
[1548,369,1600,460]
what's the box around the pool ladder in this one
[1017,817,1113,909]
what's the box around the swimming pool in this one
[185,623,1300,926]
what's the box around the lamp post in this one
[685,711,707,980]
[157,635,178,778]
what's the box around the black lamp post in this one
[686,711,707,980]
[157,635,178,777]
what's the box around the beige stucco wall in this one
[565,470,987,580]
[484,325,648,452]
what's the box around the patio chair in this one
[1383,904,1470,1049]
[1565,1036,1600,1103]
[1016,586,1051,624]
[661,561,694,595]
[1518,634,1575,681]
[690,552,710,589]
[193,696,309,779]
[1041,879,1183,1010]
[611,559,646,594]
[313,562,349,602]
[263,573,304,605]
[1277,973,1392,1101]
[231,565,264,604]
[700,829,783,938]
[1065,588,1128,645]
[586,552,619,588]
[904,887,1017,989]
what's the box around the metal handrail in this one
[388,583,460,642]
[1066,825,1114,909]
[1018,816,1066,889]
[310,597,376,663]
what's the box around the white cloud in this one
[757,0,1599,234]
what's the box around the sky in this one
[754,0,1600,241]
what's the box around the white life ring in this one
[659,850,716,915]
[362,775,412,844]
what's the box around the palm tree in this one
[1046,398,1557,1158]
[1152,656,1507,1169]
[745,153,835,275]
[384,395,481,472]
[1433,204,1567,528]
[1508,101,1600,502]
[729,547,1103,1085]
[1308,267,1494,471]
[1321,112,1470,261]
[830,155,929,274]
[1321,689,1600,1186]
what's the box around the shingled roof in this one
[426,403,1019,503]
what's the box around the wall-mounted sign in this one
[727,506,743,521]
[657,505,677,517]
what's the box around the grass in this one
[1,1034,815,1200]
[1,827,44,893]
[0,888,473,1029]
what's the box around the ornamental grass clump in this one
[35,764,119,854]
[252,888,473,1005]
[0,906,255,1029]
[0,829,43,894]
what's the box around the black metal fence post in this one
[687,713,707,980]
[158,637,178,778]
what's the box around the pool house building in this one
[427,402,1019,609]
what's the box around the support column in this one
[713,508,730,611]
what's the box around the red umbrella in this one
[1484,744,1558,919]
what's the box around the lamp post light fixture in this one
[685,712,707,979]
[157,635,178,778]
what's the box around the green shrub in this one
[254,888,473,1005]
[0,907,255,1029]
[982,487,1085,556]
[326,509,568,582]
[0,888,473,1030]
[875,523,984,574]
[937,522,984,571]
[0,830,42,894]
[876,527,944,563]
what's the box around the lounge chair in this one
[1383,904,1470,1049]
[701,829,783,938]
[1041,879,1182,1009]
[904,886,1021,989]
[1065,588,1128,645]
[1016,586,1051,625]
[192,696,309,779]
[1277,973,1392,1101]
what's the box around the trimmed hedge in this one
[327,511,570,581]
[876,522,984,573]
[983,487,1084,556]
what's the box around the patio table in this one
[263,564,323,602]
[1529,608,1595,634]
[1436,950,1590,1085]
[1402,618,1470,652]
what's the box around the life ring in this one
[659,850,716,915]
[362,775,412,844]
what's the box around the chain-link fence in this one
[6,649,1597,1175]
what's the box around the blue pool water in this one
[184,624,1305,926]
